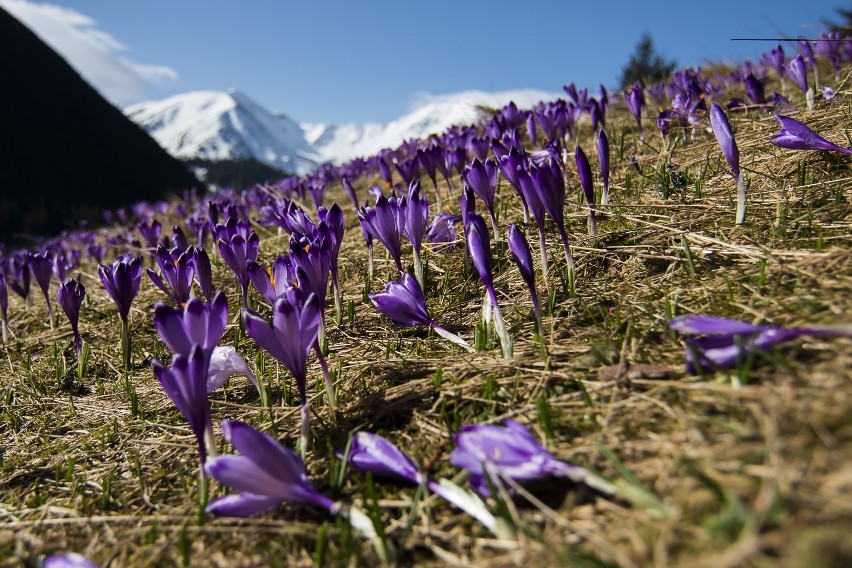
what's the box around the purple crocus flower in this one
[450,420,598,496]
[0,273,7,344]
[204,421,375,537]
[44,553,99,568]
[466,213,512,358]
[57,278,85,354]
[369,273,472,351]
[193,246,214,303]
[426,211,461,249]
[247,255,296,307]
[28,252,54,328]
[596,129,610,206]
[403,182,429,289]
[138,219,162,250]
[507,225,545,350]
[172,225,189,251]
[98,255,142,369]
[783,54,813,109]
[762,45,786,87]
[153,291,228,361]
[217,229,260,307]
[358,194,405,274]
[496,146,530,223]
[516,166,550,281]
[770,115,852,156]
[743,73,766,105]
[463,158,500,238]
[530,159,575,274]
[345,432,498,534]
[625,83,645,139]
[244,294,322,452]
[377,156,393,188]
[342,177,359,209]
[318,203,345,319]
[151,346,215,463]
[575,145,597,236]
[525,111,538,148]
[709,103,745,224]
[669,314,852,376]
[147,245,195,306]
[7,254,32,301]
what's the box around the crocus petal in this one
[205,493,283,517]
[709,103,740,180]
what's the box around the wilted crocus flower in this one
[147,245,195,306]
[0,273,7,344]
[669,314,852,376]
[204,421,376,537]
[369,273,472,351]
[57,278,85,354]
[466,213,512,359]
[98,255,142,370]
[451,420,610,496]
[575,145,597,236]
[596,129,611,206]
[783,54,813,109]
[770,114,852,156]
[244,294,321,453]
[207,345,258,391]
[345,432,499,535]
[153,292,228,362]
[709,103,745,225]
[218,229,260,307]
[28,252,54,328]
[463,158,500,238]
[44,553,99,568]
[507,225,545,353]
[358,194,405,274]
[151,347,216,463]
[625,83,645,139]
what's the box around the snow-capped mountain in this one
[303,89,560,164]
[126,88,561,174]
[125,90,321,175]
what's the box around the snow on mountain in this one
[305,89,561,164]
[124,90,320,175]
[126,88,562,173]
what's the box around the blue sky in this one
[2,0,846,123]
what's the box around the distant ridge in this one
[0,7,200,242]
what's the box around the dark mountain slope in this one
[0,7,201,242]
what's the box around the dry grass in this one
[1,69,851,567]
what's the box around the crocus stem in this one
[367,246,374,282]
[318,319,326,355]
[530,289,549,363]
[299,401,311,457]
[558,228,575,273]
[47,301,54,331]
[314,343,336,408]
[431,324,475,352]
[333,278,342,326]
[489,213,500,241]
[1,320,7,345]
[588,206,597,237]
[426,479,500,536]
[735,174,747,225]
[433,180,443,209]
[444,174,454,198]
[537,227,550,285]
[522,205,530,224]
[602,185,610,207]
[121,318,131,371]
[412,248,425,292]
[487,289,513,359]
[198,465,209,522]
